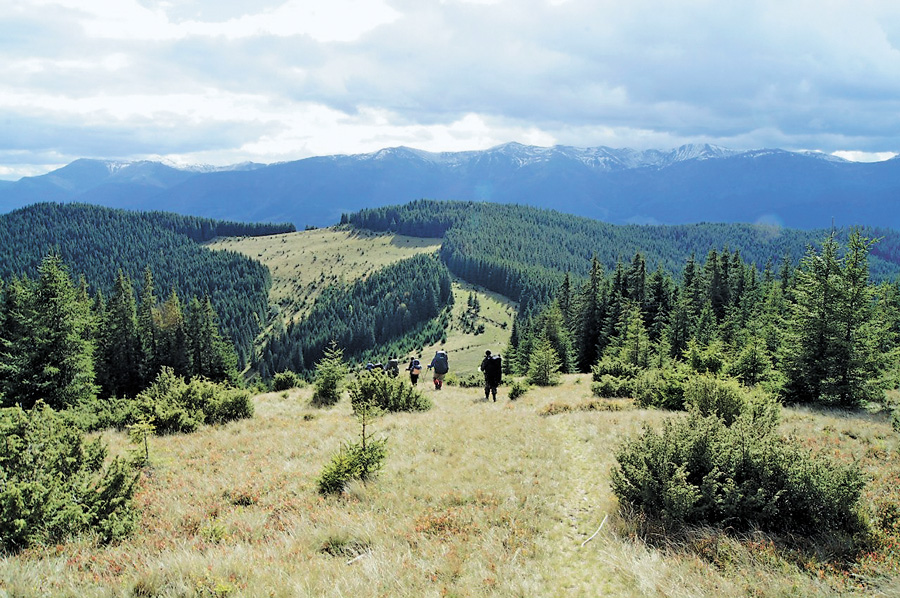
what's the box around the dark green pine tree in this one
[663,292,692,360]
[97,271,144,398]
[186,296,239,384]
[0,276,35,406]
[504,318,521,375]
[645,265,674,342]
[782,235,841,404]
[830,230,880,406]
[782,231,879,407]
[618,301,651,368]
[138,266,159,386]
[18,255,97,409]
[535,303,576,373]
[574,257,605,372]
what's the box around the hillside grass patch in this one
[207,229,442,326]
[1,376,899,597]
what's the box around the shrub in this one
[610,408,868,539]
[455,373,484,388]
[592,374,634,398]
[272,371,303,391]
[508,379,529,400]
[312,341,346,407]
[633,366,689,410]
[348,370,432,414]
[85,368,254,435]
[685,340,727,375]
[592,357,639,381]
[0,402,139,551]
[683,375,748,426]
[317,399,387,494]
[317,438,387,494]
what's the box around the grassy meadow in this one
[207,228,442,326]
[3,227,899,597]
[2,376,900,597]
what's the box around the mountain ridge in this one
[1,142,894,230]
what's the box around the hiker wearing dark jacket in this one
[406,357,421,385]
[427,350,449,390]
[480,350,502,401]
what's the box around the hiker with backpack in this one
[406,356,422,385]
[386,358,400,378]
[480,350,502,401]
[427,350,449,390]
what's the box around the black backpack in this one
[432,351,449,374]
[485,354,502,378]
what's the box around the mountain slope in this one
[0,203,295,367]
[2,144,898,229]
[345,200,900,311]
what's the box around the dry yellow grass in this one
[3,376,896,597]
[207,228,442,325]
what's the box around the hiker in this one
[386,358,400,378]
[480,350,502,401]
[427,350,449,390]
[406,356,422,385]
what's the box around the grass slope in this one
[207,226,516,370]
[208,228,442,326]
[3,378,897,597]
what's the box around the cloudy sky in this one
[3,0,900,179]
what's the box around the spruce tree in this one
[98,271,143,398]
[783,232,879,406]
[527,335,562,386]
[24,255,97,409]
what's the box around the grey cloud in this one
[4,0,900,175]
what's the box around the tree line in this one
[0,203,291,368]
[508,230,899,408]
[345,200,900,315]
[0,254,238,410]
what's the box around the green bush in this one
[81,368,254,434]
[610,407,868,539]
[272,371,303,391]
[0,402,139,551]
[455,373,484,388]
[317,398,387,495]
[592,357,639,381]
[592,374,634,398]
[684,375,748,426]
[508,380,529,400]
[348,370,432,414]
[633,366,690,410]
[685,340,726,375]
[312,341,346,407]
[317,438,387,494]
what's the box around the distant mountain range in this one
[1,143,897,229]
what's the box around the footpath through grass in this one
[2,376,899,597]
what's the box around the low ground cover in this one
[2,376,898,597]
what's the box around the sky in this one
[3,0,900,179]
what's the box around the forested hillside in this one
[0,203,295,367]
[345,201,900,312]
[256,254,453,377]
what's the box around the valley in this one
[208,226,517,372]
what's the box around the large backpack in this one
[432,351,449,374]
[485,354,502,379]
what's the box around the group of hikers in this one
[365,349,504,401]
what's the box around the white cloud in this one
[4,0,900,179]
[832,150,898,163]
[30,0,400,42]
